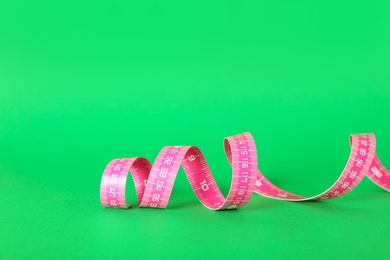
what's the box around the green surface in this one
[1,0,390,259]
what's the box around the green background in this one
[1,0,390,259]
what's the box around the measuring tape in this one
[100,132,390,210]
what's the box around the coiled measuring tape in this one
[100,132,389,210]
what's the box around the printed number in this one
[170,148,178,154]
[109,188,116,198]
[241,163,249,168]
[160,168,169,178]
[152,193,160,202]
[371,167,383,178]
[109,174,118,184]
[188,155,196,161]
[341,181,350,189]
[114,164,122,171]
[356,159,363,167]
[164,156,174,165]
[200,180,209,191]
[349,170,358,179]
[331,190,340,197]
[156,181,164,191]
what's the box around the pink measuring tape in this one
[100,132,389,210]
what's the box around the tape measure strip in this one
[100,132,389,210]
[100,133,257,210]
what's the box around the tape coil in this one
[100,132,389,210]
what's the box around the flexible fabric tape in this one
[100,132,389,210]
